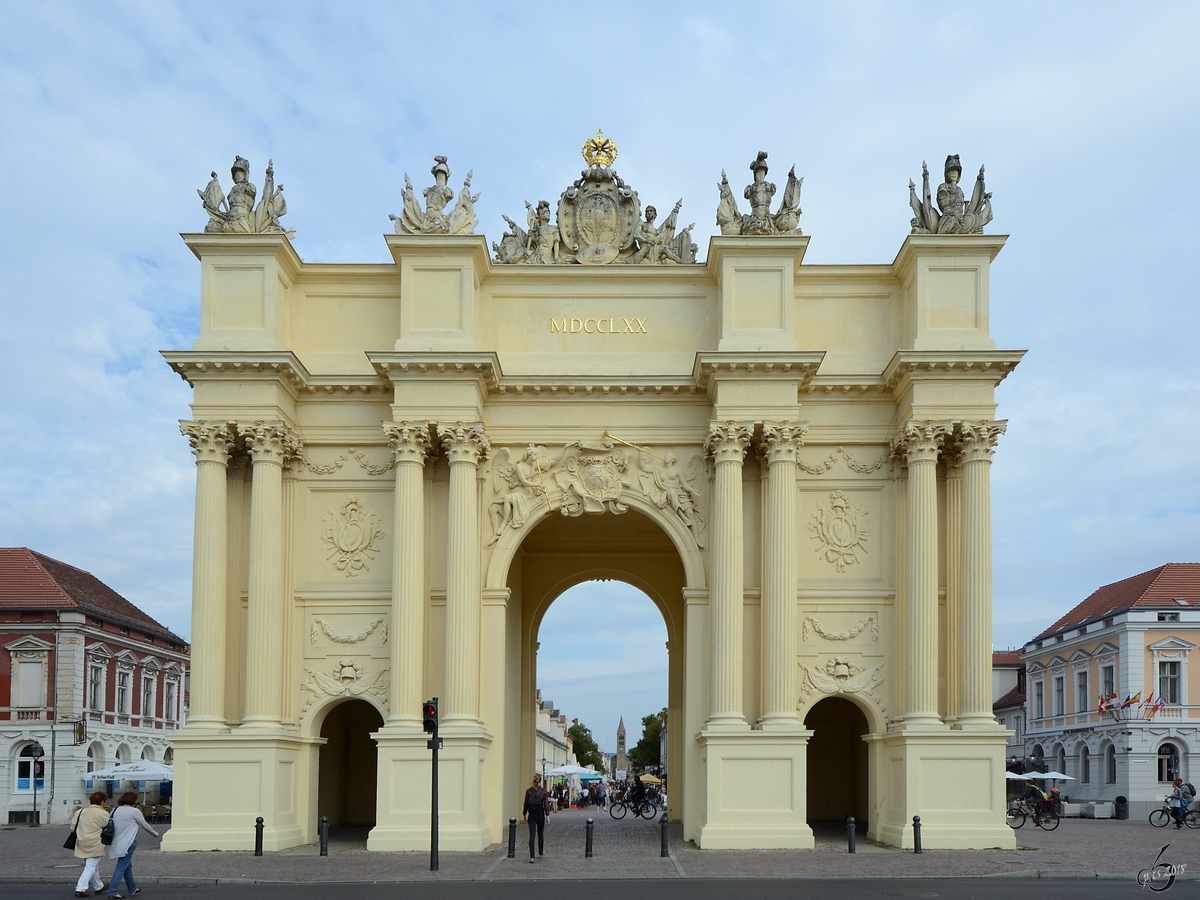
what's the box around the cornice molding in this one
[882,350,1026,393]
[162,351,390,396]
[181,231,303,278]
[693,351,824,394]
[891,233,1009,281]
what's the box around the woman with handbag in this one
[70,792,112,897]
[105,792,160,898]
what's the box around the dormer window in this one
[1158,612,1180,622]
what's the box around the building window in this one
[1160,661,1181,705]
[1081,747,1091,783]
[141,676,155,720]
[1034,682,1045,719]
[1103,617,1113,627]
[1159,743,1181,783]
[1158,612,1180,622]
[164,682,177,723]
[1053,676,1065,716]
[1013,715,1023,743]
[88,666,103,711]
[1106,745,1117,783]
[1102,664,1115,699]
[1076,671,1089,713]
[116,671,130,715]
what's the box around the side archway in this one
[317,698,385,828]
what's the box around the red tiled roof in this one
[1034,563,1200,640]
[992,650,1024,667]
[993,684,1026,711]
[0,548,186,645]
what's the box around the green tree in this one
[628,708,667,772]
[568,722,606,771]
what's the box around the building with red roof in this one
[0,548,189,825]
[1020,564,1200,818]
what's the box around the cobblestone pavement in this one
[3,810,1198,884]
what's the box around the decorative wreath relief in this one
[808,491,869,572]
[321,498,385,576]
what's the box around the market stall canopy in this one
[1036,771,1076,780]
[86,762,173,781]
[639,774,663,784]
[547,764,591,776]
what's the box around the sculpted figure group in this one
[196,140,994,247]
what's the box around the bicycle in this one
[609,794,657,820]
[1005,798,1060,830]
[1149,802,1200,828]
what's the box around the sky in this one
[2,2,1200,751]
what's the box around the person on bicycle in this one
[632,775,648,808]
[1022,779,1049,820]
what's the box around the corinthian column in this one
[759,421,807,729]
[956,420,1006,728]
[238,420,301,729]
[383,421,432,728]
[437,422,490,726]
[891,421,949,727]
[703,421,754,730]
[181,421,234,729]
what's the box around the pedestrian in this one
[105,792,160,897]
[596,781,606,810]
[71,791,111,897]
[1170,779,1192,828]
[521,773,550,863]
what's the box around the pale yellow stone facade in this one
[162,217,1022,851]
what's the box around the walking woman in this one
[106,792,160,897]
[521,773,550,863]
[72,791,111,897]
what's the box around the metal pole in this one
[585,818,594,857]
[430,697,439,873]
[847,816,856,853]
[507,817,517,858]
[912,815,922,853]
[254,817,264,856]
[660,813,669,857]
[319,816,328,856]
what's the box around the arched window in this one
[163,748,174,765]
[15,743,44,792]
[1032,745,1045,771]
[87,742,104,774]
[1080,746,1091,783]
[1056,746,1067,774]
[1105,745,1117,784]
[1159,743,1181,783]
[140,745,155,762]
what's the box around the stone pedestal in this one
[695,730,814,849]
[866,729,1014,849]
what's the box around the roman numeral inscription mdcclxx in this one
[550,317,648,334]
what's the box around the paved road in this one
[0,877,1172,900]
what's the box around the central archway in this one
[318,699,384,829]
[804,697,869,828]
[496,504,692,824]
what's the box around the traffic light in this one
[422,699,438,734]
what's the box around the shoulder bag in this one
[63,809,81,850]
[100,808,116,845]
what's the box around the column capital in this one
[237,420,302,465]
[437,421,490,465]
[759,420,808,464]
[704,421,754,463]
[180,420,234,464]
[383,421,433,464]
[955,419,1007,464]
[890,420,951,465]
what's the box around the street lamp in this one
[29,742,44,827]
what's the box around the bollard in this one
[508,817,517,858]
[912,815,922,854]
[585,818,594,858]
[847,816,856,854]
[319,816,329,857]
[660,813,669,858]
[254,816,264,857]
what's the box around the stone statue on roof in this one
[715,151,803,236]
[198,156,293,237]
[390,156,479,235]
[909,154,993,234]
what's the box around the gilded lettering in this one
[609,318,617,333]
[597,318,608,333]
[584,318,597,333]
[551,318,567,333]
[570,318,583,333]
[623,318,636,332]
[636,318,647,332]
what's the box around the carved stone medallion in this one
[557,449,630,514]
[321,498,385,576]
[300,659,390,715]
[809,491,869,573]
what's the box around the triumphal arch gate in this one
[164,139,1021,851]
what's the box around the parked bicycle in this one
[1005,798,1060,830]
[1150,802,1200,828]
[609,794,657,820]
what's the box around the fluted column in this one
[383,421,433,727]
[181,421,234,729]
[703,421,754,730]
[759,421,807,729]
[239,420,300,729]
[957,420,1006,727]
[438,422,490,726]
[891,421,949,727]
[943,452,963,724]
